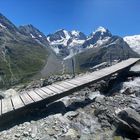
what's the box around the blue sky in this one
[0,0,140,36]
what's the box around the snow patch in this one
[0,23,6,29]
[69,39,85,47]
[63,30,71,40]
[92,26,107,35]
[30,33,36,39]
[47,36,50,42]
[124,35,140,54]
[86,37,110,48]
[71,30,80,37]
[38,34,42,38]
[51,46,60,54]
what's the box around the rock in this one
[31,125,37,138]
[64,111,79,119]
[64,129,80,139]
[117,108,140,136]
[40,135,54,140]
[4,89,18,98]
[45,128,56,136]
[23,131,29,137]
[95,95,105,103]
[113,136,123,140]
[15,133,20,138]
[123,88,136,95]
[87,91,101,100]
[131,98,140,113]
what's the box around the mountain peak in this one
[19,24,49,46]
[19,24,46,38]
[95,26,107,33]
[0,13,18,33]
[71,30,80,35]
[90,26,112,39]
[92,26,111,35]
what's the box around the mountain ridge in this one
[0,12,139,88]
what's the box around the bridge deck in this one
[0,58,139,117]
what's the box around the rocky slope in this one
[0,13,49,88]
[19,24,49,46]
[0,69,140,140]
[75,36,139,69]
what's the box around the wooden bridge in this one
[0,58,139,124]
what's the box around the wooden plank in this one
[11,95,24,109]
[56,81,76,89]
[75,76,93,82]
[0,100,1,115]
[20,92,34,105]
[41,87,55,95]
[60,81,77,88]
[27,90,42,102]
[67,79,83,86]
[34,89,49,99]
[46,85,63,94]
[51,83,71,92]
[2,98,13,114]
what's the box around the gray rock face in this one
[64,111,79,119]
[19,24,49,46]
[117,108,140,136]
[78,36,139,69]
[47,29,86,43]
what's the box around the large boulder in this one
[117,108,140,136]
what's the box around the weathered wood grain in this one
[20,93,34,105]
[2,98,13,114]
[11,95,24,109]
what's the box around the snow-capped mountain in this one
[47,29,86,47]
[83,26,112,48]
[47,27,113,58]
[46,29,87,57]
[124,35,140,54]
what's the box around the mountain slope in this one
[0,13,48,88]
[19,24,49,46]
[47,27,139,72]
[76,36,139,70]
[0,13,139,87]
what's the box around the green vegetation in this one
[0,41,48,89]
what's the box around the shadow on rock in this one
[0,98,94,132]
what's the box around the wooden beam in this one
[20,92,34,105]
[27,91,42,102]
[11,95,24,110]
[2,98,13,114]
